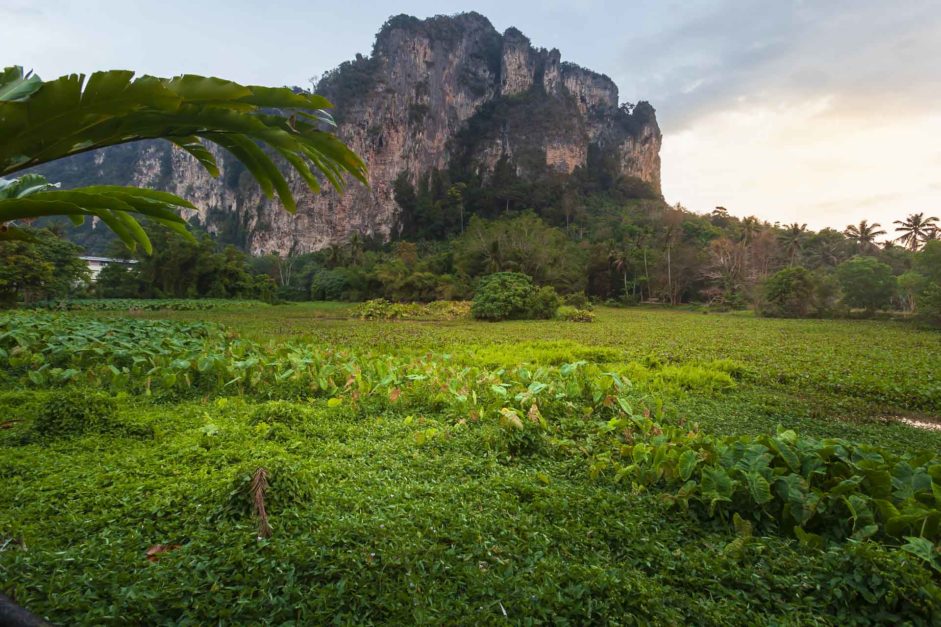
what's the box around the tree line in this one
[4,192,939,327]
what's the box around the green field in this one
[2,304,940,624]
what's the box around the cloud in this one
[662,98,941,230]
[617,0,941,130]
[0,0,46,16]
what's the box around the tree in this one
[803,228,849,269]
[777,223,807,266]
[896,271,926,313]
[914,240,941,284]
[843,220,886,254]
[470,272,558,321]
[760,266,817,317]
[607,246,632,299]
[0,66,365,251]
[704,237,746,304]
[454,213,586,293]
[893,213,939,252]
[836,256,895,314]
[0,227,88,305]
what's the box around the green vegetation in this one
[2,304,940,623]
[471,272,559,321]
[837,256,897,314]
[0,65,365,250]
[30,298,269,312]
[0,226,88,305]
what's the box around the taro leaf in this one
[769,437,801,473]
[499,407,523,430]
[678,449,699,482]
[793,526,825,550]
[901,536,941,572]
[746,472,772,505]
[885,513,927,538]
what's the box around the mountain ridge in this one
[35,12,662,254]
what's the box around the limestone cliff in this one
[38,12,661,254]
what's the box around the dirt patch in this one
[884,415,941,432]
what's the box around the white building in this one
[79,256,138,281]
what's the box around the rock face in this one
[41,12,661,254]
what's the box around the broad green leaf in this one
[746,472,772,505]
[678,449,698,481]
[0,66,43,101]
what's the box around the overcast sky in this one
[3,0,939,231]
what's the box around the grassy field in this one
[140,303,941,448]
[2,304,940,624]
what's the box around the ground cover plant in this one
[2,304,941,624]
[29,298,271,311]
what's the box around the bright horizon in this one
[2,0,939,233]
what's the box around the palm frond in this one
[0,66,367,253]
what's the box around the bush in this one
[310,269,350,301]
[471,273,562,321]
[918,282,941,328]
[33,389,118,438]
[251,401,312,427]
[759,267,818,317]
[562,292,593,310]
[557,305,595,322]
[471,272,536,321]
[836,256,896,313]
[529,285,561,319]
[354,299,471,320]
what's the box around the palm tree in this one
[740,216,762,244]
[893,213,939,251]
[843,220,886,253]
[0,66,366,252]
[777,223,807,266]
[608,247,632,299]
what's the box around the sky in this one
[2,0,940,231]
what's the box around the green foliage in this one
[310,268,351,301]
[455,213,586,292]
[562,291,592,310]
[0,227,88,306]
[918,283,941,328]
[837,256,896,313]
[31,298,268,311]
[0,66,366,252]
[353,299,470,320]
[528,285,561,319]
[915,240,941,285]
[250,401,313,427]
[557,305,595,322]
[33,389,118,438]
[3,304,941,623]
[597,420,941,548]
[760,266,818,317]
[471,272,536,321]
[94,227,274,300]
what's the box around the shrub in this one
[354,299,471,320]
[529,285,561,319]
[562,292,592,310]
[471,272,535,321]
[918,282,941,328]
[471,273,562,321]
[760,267,817,317]
[33,389,118,437]
[836,256,896,313]
[557,305,595,322]
[310,269,349,301]
[251,401,311,427]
